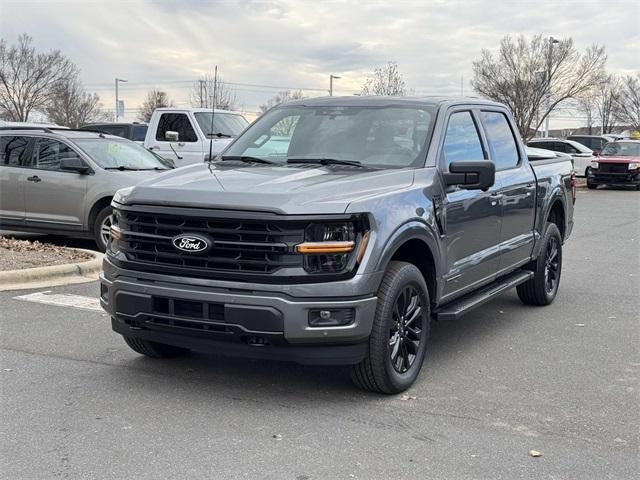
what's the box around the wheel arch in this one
[87,196,113,230]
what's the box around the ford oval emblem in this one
[171,234,212,254]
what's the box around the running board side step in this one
[434,270,534,321]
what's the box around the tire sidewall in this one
[93,206,112,252]
[539,223,563,303]
[375,264,430,392]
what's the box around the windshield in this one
[601,142,640,157]
[73,138,174,170]
[223,105,436,169]
[194,112,248,137]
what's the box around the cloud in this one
[1,0,638,125]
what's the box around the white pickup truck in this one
[144,108,249,167]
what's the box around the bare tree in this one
[361,61,407,96]
[614,73,640,131]
[259,90,304,113]
[189,73,237,110]
[44,77,109,128]
[0,34,77,121]
[138,89,174,122]
[472,35,606,140]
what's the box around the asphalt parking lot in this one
[1,188,638,480]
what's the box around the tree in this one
[138,89,174,122]
[471,35,606,140]
[361,61,407,96]
[259,90,304,113]
[614,73,640,131]
[44,77,109,128]
[577,74,621,135]
[0,34,77,122]
[189,72,237,110]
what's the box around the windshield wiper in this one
[104,166,141,171]
[206,132,233,138]
[286,157,364,167]
[219,155,276,165]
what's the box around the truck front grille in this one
[599,163,628,174]
[114,208,307,278]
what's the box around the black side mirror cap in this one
[60,157,90,174]
[443,160,495,191]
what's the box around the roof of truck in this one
[283,95,505,108]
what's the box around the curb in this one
[0,249,103,291]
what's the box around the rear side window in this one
[155,113,197,142]
[441,111,485,167]
[0,136,30,166]
[132,125,147,142]
[481,111,519,170]
[31,138,82,171]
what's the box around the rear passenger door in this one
[439,109,502,300]
[0,135,32,224]
[23,137,89,230]
[480,110,536,276]
[147,113,203,166]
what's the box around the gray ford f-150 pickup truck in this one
[101,96,575,393]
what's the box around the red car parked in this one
[587,140,640,190]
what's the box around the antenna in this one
[208,65,218,162]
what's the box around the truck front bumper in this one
[100,257,380,365]
[588,169,640,187]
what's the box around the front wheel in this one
[93,206,112,252]
[517,223,563,306]
[351,261,430,394]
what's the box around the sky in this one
[1,0,639,127]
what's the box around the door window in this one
[0,136,30,166]
[481,111,519,170]
[441,111,485,167]
[155,113,198,142]
[31,138,82,171]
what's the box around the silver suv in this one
[0,127,173,251]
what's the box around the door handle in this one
[27,175,41,183]
[490,193,503,206]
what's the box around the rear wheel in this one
[123,336,190,358]
[517,223,562,306]
[93,206,112,252]
[351,261,430,394]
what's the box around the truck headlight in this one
[113,186,134,205]
[629,163,639,170]
[296,220,369,274]
[590,161,599,169]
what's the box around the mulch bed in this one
[0,236,93,271]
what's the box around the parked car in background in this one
[526,146,573,163]
[143,107,249,167]
[0,127,174,251]
[566,135,611,154]
[80,122,148,143]
[587,140,640,190]
[527,138,593,177]
[101,96,575,393]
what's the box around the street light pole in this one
[544,36,559,137]
[115,78,127,122]
[329,74,341,96]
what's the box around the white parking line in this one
[13,291,103,312]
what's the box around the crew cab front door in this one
[439,110,502,300]
[147,112,203,167]
[24,137,88,230]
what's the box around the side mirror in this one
[165,131,179,142]
[443,160,495,191]
[60,157,90,174]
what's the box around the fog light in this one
[308,308,355,327]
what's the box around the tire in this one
[586,180,597,190]
[351,261,430,394]
[93,206,113,252]
[123,336,190,358]
[517,223,562,306]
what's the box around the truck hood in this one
[119,162,415,214]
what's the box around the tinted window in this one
[132,125,148,142]
[100,125,128,138]
[31,138,82,171]
[442,111,484,167]
[552,142,568,153]
[481,111,519,170]
[0,136,30,166]
[155,113,197,142]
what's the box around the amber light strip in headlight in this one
[109,224,123,241]
[296,241,355,254]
